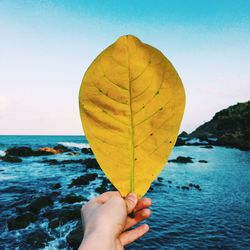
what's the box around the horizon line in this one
[0,134,85,136]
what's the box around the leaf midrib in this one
[127,38,135,193]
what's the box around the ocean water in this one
[0,136,250,249]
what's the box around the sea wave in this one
[58,142,90,149]
[0,150,6,157]
[0,175,17,181]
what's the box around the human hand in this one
[79,191,152,250]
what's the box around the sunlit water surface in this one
[0,136,249,249]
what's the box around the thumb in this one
[125,192,138,214]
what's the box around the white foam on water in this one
[45,221,78,250]
[187,138,208,144]
[0,150,6,156]
[0,175,17,181]
[58,142,90,149]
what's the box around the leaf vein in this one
[134,110,175,148]
[91,81,129,105]
[133,66,167,116]
[84,95,129,127]
[99,60,129,90]
[134,105,166,127]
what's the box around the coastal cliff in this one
[188,101,250,150]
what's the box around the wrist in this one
[79,228,117,250]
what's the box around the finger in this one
[134,198,152,212]
[125,193,138,214]
[119,224,149,246]
[124,208,151,230]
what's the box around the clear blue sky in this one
[0,0,249,135]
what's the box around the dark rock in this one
[174,137,186,146]
[26,229,54,248]
[198,160,208,163]
[95,186,107,194]
[101,178,111,186]
[49,219,60,229]
[0,155,22,163]
[99,177,117,192]
[43,209,61,220]
[42,159,59,165]
[41,158,83,165]
[59,207,81,224]
[16,204,30,214]
[190,101,250,150]
[61,159,85,165]
[45,158,89,165]
[81,147,93,155]
[29,196,53,212]
[193,184,201,190]
[176,186,180,189]
[188,183,201,190]
[6,147,34,157]
[154,182,163,186]
[44,206,81,226]
[168,156,193,163]
[60,194,86,204]
[54,144,71,152]
[51,183,61,190]
[67,223,84,250]
[175,131,189,146]
[41,158,100,167]
[108,184,117,191]
[50,191,60,197]
[8,212,37,230]
[83,158,100,169]
[68,173,98,188]
[5,146,56,157]
[201,145,213,149]
[167,180,172,184]
[181,186,189,190]
[198,135,209,142]
[179,131,189,137]
[157,177,163,182]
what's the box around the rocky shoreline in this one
[0,133,246,166]
[1,143,203,249]
[1,101,249,165]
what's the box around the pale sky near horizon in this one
[0,0,249,135]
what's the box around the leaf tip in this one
[115,34,142,46]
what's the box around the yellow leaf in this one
[79,34,185,198]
